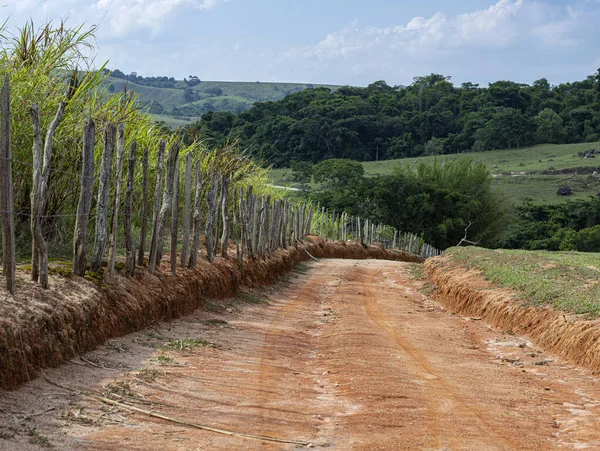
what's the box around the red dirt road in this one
[2,259,600,450]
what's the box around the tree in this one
[535,108,564,143]
[290,161,313,189]
[313,159,364,189]
[422,137,445,156]
[183,87,198,103]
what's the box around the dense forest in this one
[183,72,600,167]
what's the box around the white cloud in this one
[3,0,228,39]
[288,0,526,60]
[93,0,229,37]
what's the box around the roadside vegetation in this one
[444,247,600,317]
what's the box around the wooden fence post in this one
[124,140,137,276]
[108,123,126,275]
[260,195,270,257]
[181,152,192,267]
[170,155,180,275]
[91,123,116,273]
[149,141,166,273]
[137,148,149,266]
[205,172,219,263]
[0,74,15,295]
[280,201,287,249]
[30,97,66,288]
[29,104,46,286]
[244,187,254,258]
[238,186,245,272]
[156,142,180,266]
[73,118,95,276]
[220,175,230,258]
[188,159,203,268]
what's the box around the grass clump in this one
[27,428,52,448]
[164,338,213,351]
[151,354,175,366]
[136,368,159,382]
[201,319,230,328]
[444,246,600,316]
[236,292,268,305]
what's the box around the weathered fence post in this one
[220,175,230,258]
[238,186,245,272]
[170,155,180,275]
[156,142,180,266]
[244,187,254,258]
[108,123,126,275]
[91,123,116,273]
[73,118,95,276]
[124,140,137,276]
[30,97,66,288]
[181,152,193,267]
[188,160,203,268]
[205,173,219,263]
[149,141,166,273]
[260,195,270,257]
[0,75,15,295]
[30,105,46,286]
[137,148,149,266]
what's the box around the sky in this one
[2,0,600,87]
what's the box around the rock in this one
[557,186,572,196]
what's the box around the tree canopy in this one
[309,158,504,249]
[184,73,600,167]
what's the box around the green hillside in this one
[103,75,341,127]
[270,143,600,205]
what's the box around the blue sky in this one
[3,0,600,87]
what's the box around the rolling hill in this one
[103,75,341,127]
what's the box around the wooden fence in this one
[0,76,441,295]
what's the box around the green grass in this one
[269,143,600,205]
[236,291,269,304]
[444,246,600,316]
[164,338,213,351]
[152,114,199,128]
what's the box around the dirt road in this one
[2,259,600,450]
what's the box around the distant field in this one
[152,114,200,129]
[444,246,600,316]
[270,143,600,205]
[103,76,341,127]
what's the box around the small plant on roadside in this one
[164,338,213,351]
[407,263,425,280]
[236,292,268,305]
[27,428,52,448]
[292,263,310,274]
[201,319,230,328]
[151,354,175,366]
[105,381,134,398]
[136,368,159,382]
[0,431,14,440]
[204,299,225,312]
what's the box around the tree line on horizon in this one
[182,72,600,167]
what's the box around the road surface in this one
[2,259,600,450]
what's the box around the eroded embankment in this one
[425,257,600,374]
[0,238,422,390]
